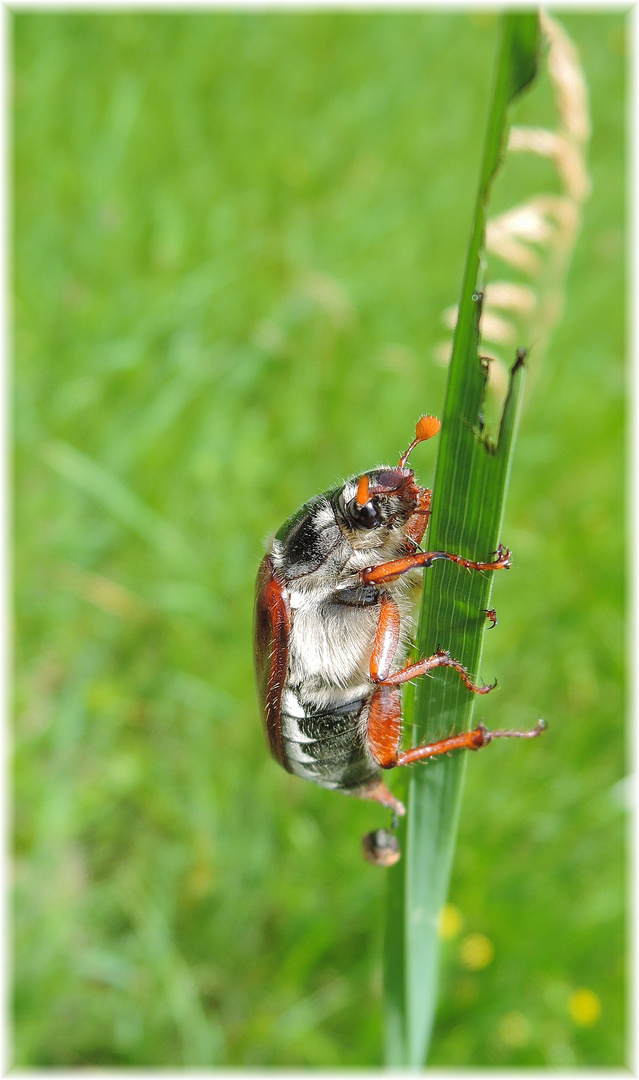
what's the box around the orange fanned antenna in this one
[398,415,441,468]
[356,474,370,505]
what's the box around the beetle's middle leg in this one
[366,595,545,769]
[369,594,494,695]
[366,594,494,769]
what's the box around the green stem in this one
[384,12,540,1067]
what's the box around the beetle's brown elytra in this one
[254,415,545,863]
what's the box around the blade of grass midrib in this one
[404,357,525,1066]
[384,12,540,1068]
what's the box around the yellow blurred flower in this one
[438,903,463,940]
[459,932,494,970]
[568,988,601,1026]
[496,1011,531,1048]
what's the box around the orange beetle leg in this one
[404,487,432,548]
[360,543,511,586]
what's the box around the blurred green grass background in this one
[13,10,626,1067]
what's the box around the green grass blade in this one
[384,13,540,1068]
[43,439,197,566]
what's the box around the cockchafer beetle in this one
[254,415,545,864]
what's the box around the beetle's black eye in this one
[350,499,379,529]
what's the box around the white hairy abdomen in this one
[287,579,417,710]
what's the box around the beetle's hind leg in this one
[360,703,545,865]
[364,682,487,770]
[389,718,546,769]
[365,680,546,771]
[349,774,406,817]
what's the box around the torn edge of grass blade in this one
[384,13,540,1068]
[436,12,591,403]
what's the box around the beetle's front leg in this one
[361,542,510,586]
[404,487,432,548]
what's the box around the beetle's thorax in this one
[267,468,422,713]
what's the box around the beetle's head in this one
[333,415,441,551]
[333,467,417,548]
